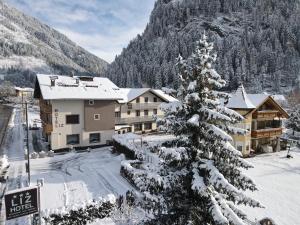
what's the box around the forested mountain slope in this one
[0,1,108,87]
[106,0,300,93]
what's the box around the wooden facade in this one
[228,85,289,157]
[39,98,53,136]
[251,128,283,139]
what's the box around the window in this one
[153,109,157,115]
[89,100,94,105]
[136,110,140,117]
[237,145,243,152]
[127,103,132,109]
[145,97,149,103]
[127,111,131,115]
[144,110,149,116]
[89,133,100,143]
[94,114,100,120]
[144,122,152,130]
[236,142,244,152]
[154,97,157,102]
[134,123,142,131]
[115,112,121,118]
[246,145,250,151]
[66,134,80,145]
[66,115,79,124]
[136,97,140,103]
[245,124,251,132]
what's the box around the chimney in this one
[50,76,58,87]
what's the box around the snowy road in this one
[0,107,29,225]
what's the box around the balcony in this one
[115,115,163,124]
[43,124,53,134]
[252,110,279,119]
[251,128,283,139]
[124,103,162,110]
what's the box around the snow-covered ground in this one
[30,148,133,214]
[2,106,134,225]
[117,133,300,225]
[3,108,300,225]
[243,148,300,225]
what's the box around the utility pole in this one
[25,101,31,186]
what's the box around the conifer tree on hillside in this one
[286,105,300,134]
[138,35,262,225]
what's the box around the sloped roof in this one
[248,94,269,107]
[152,89,178,103]
[117,88,151,103]
[117,88,178,103]
[226,85,256,109]
[35,74,122,100]
[271,94,287,102]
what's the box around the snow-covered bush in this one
[44,192,137,225]
[30,152,38,159]
[48,150,55,157]
[0,155,9,170]
[258,218,278,225]
[39,151,46,158]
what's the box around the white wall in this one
[50,100,114,150]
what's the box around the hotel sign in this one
[4,187,39,220]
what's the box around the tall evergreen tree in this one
[138,35,262,225]
[286,105,300,135]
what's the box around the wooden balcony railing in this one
[252,110,279,119]
[251,128,283,138]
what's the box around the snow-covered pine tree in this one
[286,105,300,135]
[141,34,262,225]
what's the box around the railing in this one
[253,110,279,119]
[251,128,283,138]
[115,115,163,124]
[123,103,162,110]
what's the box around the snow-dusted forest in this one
[106,0,300,94]
[0,0,108,87]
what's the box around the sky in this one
[6,0,156,63]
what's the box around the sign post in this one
[4,187,39,221]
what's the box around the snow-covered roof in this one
[271,94,287,102]
[117,88,178,103]
[15,87,34,92]
[152,89,178,103]
[226,85,256,109]
[248,94,269,107]
[35,74,122,100]
[117,88,151,103]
